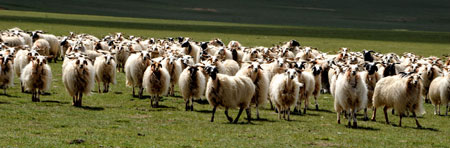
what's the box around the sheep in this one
[311,64,323,110]
[214,47,233,61]
[270,69,302,120]
[360,62,381,120]
[31,39,50,56]
[180,55,194,70]
[371,73,424,128]
[94,53,117,93]
[242,48,262,62]
[143,59,170,108]
[0,35,24,47]
[161,55,182,96]
[334,64,368,127]
[0,53,14,94]
[206,56,240,76]
[428,69,449,116]
[14,49,40,92]
[261,57,286,81]
[181,41,201,63]
[20,56,52,102]
[236,62,269,119]
[294,65,315,114]
[113,44,130,72]
[419,64,442,103]
[124,51,151,99]
[362,50,375,62]
[205,66,255,123]
[31,32,60,62]
[178,65,206,111]
[62,57,95,107]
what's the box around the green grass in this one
[0,10,449,147]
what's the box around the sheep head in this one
[364,62,379,75]
[103,54,115,65]
[34,56,47,67]
[75,57,90,70]
[312,64,322,76]
[0,54,13,66]
[150,60,163,72]
[291,40,300,47]
[285,68,298,80]
[206,66,219,80]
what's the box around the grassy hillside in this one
[1,0,450,32]
[0,10,449,147]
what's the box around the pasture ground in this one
[0,10,449,147]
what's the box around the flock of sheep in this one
[0,27,449,127]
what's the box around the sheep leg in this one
[371,108,377,121]
[72,96,76,106]
[383,106,390,124]
[155,95,159,107]
[352,110,357,128]
[434,105,438,115]
[303,99,307,114]
[31,90,35,102]
[256,103,260,120]
[138,87,143,99]
[287,107,291,121]
[21,81,24,93]
[398,114,403,127]
[337,112,341,124]
[190,98,194,111]
[269,99,274,110]
[211,106,217,122]
[392,109,395,115]
[347,110,352,127]
[438,104,441,115]
[283,109,286,120]
[246,108,252,123]
[278,108,281,120]
[78,92,83,107]
[315,96,319,110]
[224,109,233,123]
[446,104,448,116]
[412,112,422,128]
[150,96,154,107]
[185,99,189,111]
[233,108,244,124]
[363,108,368,121]
[37,90,41,102]
[132,87,135,97]
[98,81,102,93]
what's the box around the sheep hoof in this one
[315,105,319,110]
[227,117,233,123]
[371,118,376,121]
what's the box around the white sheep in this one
[0,35,24,47]
[113,44,130,72]
[143,59,170,108]
[206,56,240,76]
[62,57,95,107]
[32,39,50,56]
[178,65,206,111]
[360,62,381,120]
[31,32,60,62]
[181,41,201,63]
[295,64,315,114]
[161,55,182,96]
[371,73,424,128]
[270,69,302,120]
[205,66,255,123]
[334,64,368,127]
[125,51,151,98]
[236,62,269,119]
[310,64,323,110]
[14,49,40,92]
[20,56,52,102]
[94,53,117,93]
[261,57,286,81]
[428,69,449,116]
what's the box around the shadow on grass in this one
[195,109,213,114]
[0,93,20,98]
[313,108,334,113]
[345,125,380,131]
[390,124,439,132]
[79,106,105,111]
[0,101,10,104]
[41,100,69,104]
[250,118,276,122]
[193,99,209,105]
[114,92,123,94]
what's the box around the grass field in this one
[0,10,449,147]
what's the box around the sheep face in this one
[60,37,69,47]
[104,54,115,65]
[209,39,224,47]
[151,61,162,72]
[200,42,208,50]
[286,69,298,80]
[277,58,285,67]
[75,57,90,69]
[140,51,150,61]
[248,62,263,73]
[312,65,322,76]
[206,66,219,80]
[340,47,349,54]
[405,74,422,87]
[31,31,41,42]
[0,54,13,66]
[181,41,190,48]
[182,55,192,65]
[364,62,378,75]
[346,64,361,76]
[35,56,47,66]
[291,40,300,47]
